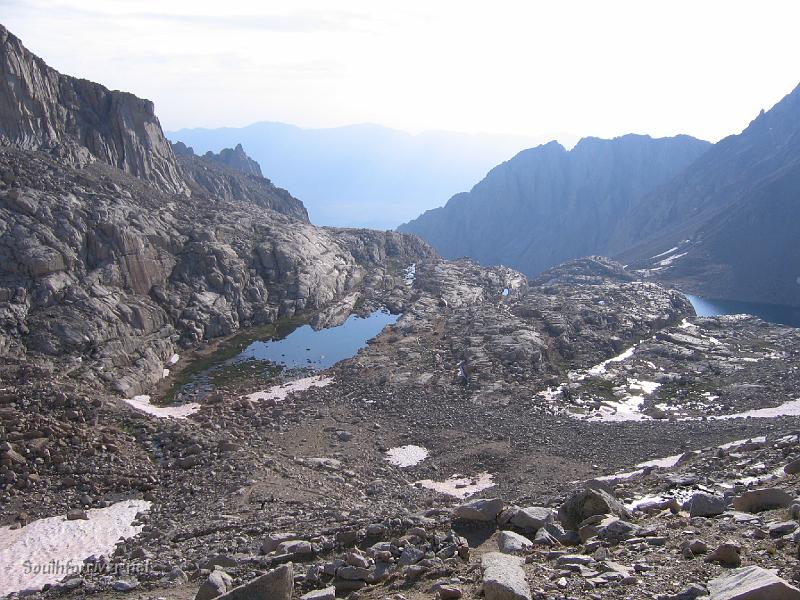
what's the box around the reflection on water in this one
[167,309,398,403]
[236,310,399,369]
[686,295,800,328]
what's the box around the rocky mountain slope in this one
[168,122,553,229]
[399,134,710,276]
[0,24,187,195]
[0,25,433,400]
[172,142,308,220]
[613,83,800,307]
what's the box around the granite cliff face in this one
[399,134,710,276]
[0,24,188,195]
[613,83,800,307]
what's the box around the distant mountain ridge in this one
[399,134,710,276]
[167,121,562,229]
[614,82,800,307]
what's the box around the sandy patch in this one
[415,472,495,499]
[122,395,200,419]
[0,499,151,596]
[245,375,334,403]
[386,445,429,467]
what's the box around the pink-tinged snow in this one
[596,452,684,483]
[586,379,660,422]
[386,445,429,467]
[714,399,800,420]
[718,436,767,450]
[588,395,648,422]
[244,375,333,403]
[0,500,151,596]
[122,395,200,419]
[415,473,495,499]
[637,454,683,469]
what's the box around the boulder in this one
[481,552,531,600]
[261,532,299,554]
[497,531,534,554]
[509,506,554,530]
[558,488,631,530]
[688,492,728,517]
[300,588,335,600]
[733,488,793,513]
[215,564,293,600]
[707,565,800,599]
[196,570,233,600]
[453,498,504,522]
[705,542,741,568]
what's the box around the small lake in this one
[686,295,800,328]
[237,310,399,369]
[166,309,398,402]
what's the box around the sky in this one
[3,0,800,143]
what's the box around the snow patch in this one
[386,445,429,467]
[0,500,151,597]
[650,246,679,260]
[656,252,687,267]
[122,395,200,419]
[245,375,333,403]
[637,454,683,469]
[404,263,416,286]
[415,472,495,499]
[587,345,637,376]
[715,398,800,420]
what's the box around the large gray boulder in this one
[497,531,534,554]
[453,498,504,522]
[509,506,554,530]
[300,588,335,600]
[733,488,794,513]
[214,564,293,600]
[481,552,531,600]
[558,488,631,530]
[196,570,233,600]
[688,492,729,517]
[708,565,800,599]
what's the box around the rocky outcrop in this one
[0,24,187,195]
[399,134,710,276]
[205,143,263,177]
[0,145,432,396]
[172,141,309,221]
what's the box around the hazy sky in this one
[4,0,800,143]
